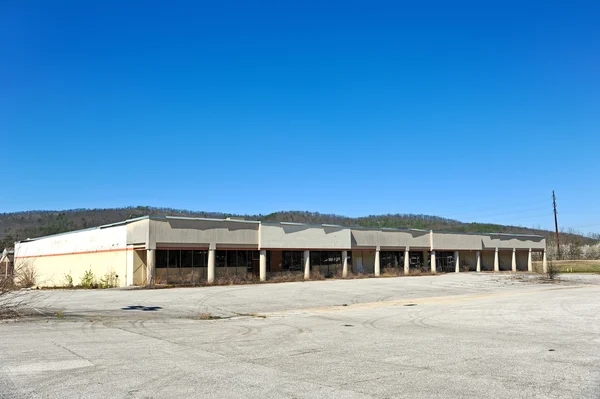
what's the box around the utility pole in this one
[553,190,561,260]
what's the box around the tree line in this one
[1,207,598,257]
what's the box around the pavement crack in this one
[52,341,95,366]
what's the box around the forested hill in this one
[0,206,597,248]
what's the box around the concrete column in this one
[494,248,499,272]
[374,247,380,276]
[430,251,436,273]
[259,250,267,282]
[476,251,481,272]
[304,250,310,280]
[527,249,533,272]
[454,251,460,273]
[146,249,155,285]
[207,249,215,283]
[512,248,517,273]
[342,250,348,278]
[404,248,410,274]
[422,251,428,269]
[542,250,548,274]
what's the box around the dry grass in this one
[197,312,223,320]
[15,264,37,288]
[0,276,17,319]
[333,270,372,279]
[143,264,443,290]
[153,272,260,287]
[382,267,404,277]
[269,272,305,283]
[1,261,39,319]
[309,269,325,280]
[408,268,433,276]
[212,273,259,286]
[533,260,600,274]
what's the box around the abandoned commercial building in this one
[14,216,548,287]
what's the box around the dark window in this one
[227,251,237,267]
[169,250,180,268]
[282,251,291,271]
[237,251,248,270]
[323,251,332,268]
[249,250,259,272]
[436,251,455,272]
[282,251,303,272]
[310,251,321,268]
[281,251,302,271]
[193,250,207,267]
[328,251,342,275]
[156,250,168,268]
[380,251,402,269]
[409,252,424,267]
[181,250,193,268]
[216,251,226,267]
[380,252,391,268]
[293,251,303,271]
[310,251,342,276]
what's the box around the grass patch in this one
[533,260,600,273]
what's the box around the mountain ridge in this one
[1,206,596,248]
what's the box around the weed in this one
[99,271,119,288]
[15,263,37,288]
[80,269,96,289]
[269,272,305,283]
[546,261,559,281]
[382,267,403,276]
[213,272,259,286]
[197,312,223,320]
[345,271,371,279]
[55,310,64,319]
[310,269,325,280]
[64,273,73,288]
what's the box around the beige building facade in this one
[14,216,548,287]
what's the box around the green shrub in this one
[80,269,96,289]
[99,271,119,288]
[64,273,73,288]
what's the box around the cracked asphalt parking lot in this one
[1,273,600,398]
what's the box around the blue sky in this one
[1,1,599,234]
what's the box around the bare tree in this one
[546,261,559,281]
[0,259,37,319]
